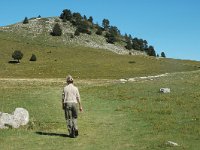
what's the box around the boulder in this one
[0,108,29,129]
[12,108,29,126]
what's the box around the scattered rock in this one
[0,108,29,129]
[166,141,179,146]
[120,79,127,82]
[160,88,171,93]
[128,78,136,82]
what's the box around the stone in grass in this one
[160,88,170,93]
[0,108,29,129]
[166,141,179,147]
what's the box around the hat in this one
[66,75,73,82]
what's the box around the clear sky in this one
[0,0,200,61]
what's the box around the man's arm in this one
[62,91,65,109]
[76,88,83,112]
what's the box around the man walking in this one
[62,75,83,138]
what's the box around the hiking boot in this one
[69,127,76,138]
[75,129,78,136]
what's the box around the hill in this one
[0,17,200,79]
[0,17,139,55]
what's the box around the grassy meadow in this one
[0,70,200,150]
[0,31,200,79]
[0,31,200,149]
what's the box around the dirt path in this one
[0,70,199,85]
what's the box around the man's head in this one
[66,75,73,84]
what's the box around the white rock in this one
[160,88,170,93]
[166,141,179,146]
[0,113,13,128]
[120,79,127,82]
[128,78,136,82]
[0,108,29,129]
[12,108,29,126]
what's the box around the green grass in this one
[0,26,200,149]
[0,70,199,149]
[0,31,200,79]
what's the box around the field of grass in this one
[0,70,199,150]
[0,27,200,149]
[1,31,200,79]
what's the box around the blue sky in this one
[0,0,200,61]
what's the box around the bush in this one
[105,33,116,44]
[30,54,37,61]
[74,29,80,36]
[96,27,103,35]
[12,50,23,63]
[51,23,62,36]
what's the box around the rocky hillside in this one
[0,17,145,55]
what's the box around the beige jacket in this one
[63,83,80,103]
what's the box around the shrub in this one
[105,33,116,44]
[96,27,103,35]
[51,23,62,36]
[30,54,37,61]
[74,29,80,36]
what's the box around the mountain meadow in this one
[0,13,200,149]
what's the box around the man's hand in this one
[79,106,83,112]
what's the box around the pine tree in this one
[102,19,110,30]
[161,52,166,58]
[96,27,103,35]
[125,40,132,50]
[51,23,62,36]
[146,46,156,56]
[88,16,93,23]
[23,17,29,24]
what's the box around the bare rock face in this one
[0,108,29,129]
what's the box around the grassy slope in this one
[1,31,200,79]
[0,70,199,150]
[0,25,200,149]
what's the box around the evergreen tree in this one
[77,20,91,34]
[105,33,116,44]
[109,26,120,36]
[83,15,87,20]
[51,23,62,36]
[161,52,166,58]
[88,16,93,24]
[12,50,23,63]
[102,19,110,30]
[60,9,72,21]
[146,46,156,56]
[72,12,82,26]
[125,40,132,50]
[132,38,140,50]
[96,27,103,35]
[23,17,29,24]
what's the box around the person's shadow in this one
[35,131,69,138]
